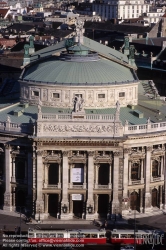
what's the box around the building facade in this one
[0,23,166,220]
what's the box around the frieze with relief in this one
[43,124,114,133]
[68,151,86,163]
[94,152,113,163]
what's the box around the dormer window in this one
[98,94,105,98]
[33,91,39,96]
[53,93,60,98]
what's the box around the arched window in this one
[152,160,159,177]
[131,163,139,180]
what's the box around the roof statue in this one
[124,36,129,50]
[129,45,135,59]
[24,44,30,58]
[73,95,84,113]
[75,19,84,44]
[147,117,151,124]
[116,100,120,112]
[6,116,11,123]
[29,35,34,48]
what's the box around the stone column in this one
[44,164,48,188]
[94,194,99,219]
[159,185,163,209]
[11,156,16,183]
[86,151,95,219]
[12,187,15,209]
[44,194,48,214]
[144,146,152,213]
[108,163,112,189]
[35,150,44,220]
[83,164,86,189]
[140,189,143,213]
[161,154,165,180]
[69,194,73,214]
[61,151,70,219]
[128,161,132,185]
[112,151,120,213]
[70,164,73,188]
[32,143,36,216]
[123,149,129,198]
[58,163,61,188]
[26,151,33,211]
[141,159,144,184]
[95,164,99,189]
[3,144,12,211]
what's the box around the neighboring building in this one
[0,22,166,220]
[92,0,150,20]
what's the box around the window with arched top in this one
[152,160,159,177]
[131,162,139,180]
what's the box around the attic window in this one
[53,93,60,98]
[98,94,105,98]
[119,92,125,97]
[33,91,39,96]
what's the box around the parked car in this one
[120,245,134,250]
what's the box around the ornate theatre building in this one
[0,21,166,220]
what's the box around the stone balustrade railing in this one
[152,177,161,182]
[40,113,114,121]
[0,121,33,134]
[124,122,166,135]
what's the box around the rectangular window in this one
[119,92,125,97]
[53,93,60,98]
[98,94,105,98]
[33,91,39,96]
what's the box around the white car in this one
[120,246,134,250]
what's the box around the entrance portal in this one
[98,194,109,217]
[48,194,59,217]
[130,191,139,210]
[73,200,83,218]
[152,188,158,207]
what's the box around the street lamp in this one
[87,205,93,214]
[62,204,67,213]
[16,206,26,250]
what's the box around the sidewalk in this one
[123,209,163,219]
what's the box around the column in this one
[108,163,112,189]
[159,185,163,209]
[58,164,61,188]
[144,146,152,213]
[112,151,120,213]
[11,156,16,182]
[123,149,129,197]
[95,165,99,188]
[86,151,95,219]
[44,164,48,188]
[161,155,165,181]
[128,161,132,185]
[44,194,48,214]
[164,149,166,210]
[70,164,73,188]
[94,194,98,218]
[83,164,86,189]
[3,144,12,211]
[26,151,33,210]
[140,189,143,213]
[141,159,144,184]
[87,151,94,205]
[32,143,36,216]
[35,150,44,220]
[12,187,15,208]
[61,151,69,219]
[69,194,73,214]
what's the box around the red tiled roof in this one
[0,8,9,17]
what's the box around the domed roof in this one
[22,49,135,85]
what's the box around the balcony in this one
[131,180,141,185]
[44,183,61,189]
[68,184,85,189]
[152,177,161,182]
[94,184,111,189]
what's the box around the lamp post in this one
[16,206,25,250]
[62,204,67,214]
[87,205,93,214]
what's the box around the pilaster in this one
[3,144,12,211]
[112,151,120,213]
[144,146,153,213]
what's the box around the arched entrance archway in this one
[15,189,26,211]
[152,188,158,207]
[130,191,139,210]
[98,194,109,218]
[48,194,59,217]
